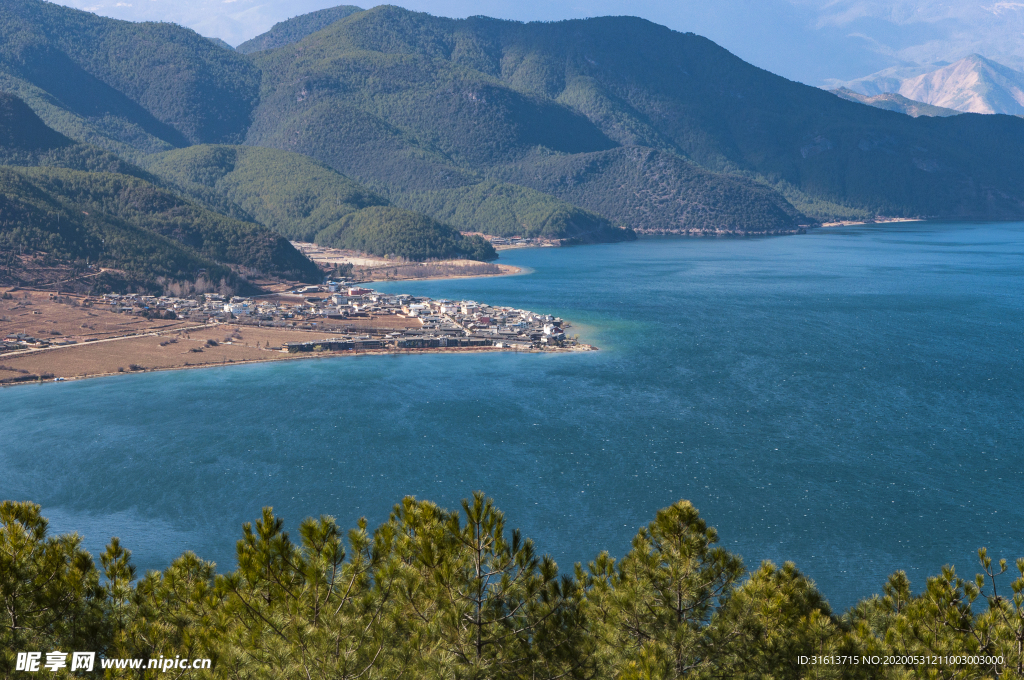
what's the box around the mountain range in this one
[5,1,1024,292]
[39,0,1024,90]
[835,55,1024,116]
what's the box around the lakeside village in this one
[2,280,592,355]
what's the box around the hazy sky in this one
[50,0,1024,85]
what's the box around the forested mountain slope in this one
[245,9,804,233]
[0,0,260,158]
[0,92,157,178]
[0,96,322,290]
[247,6,1024,221]
[8,1,1024,248]
[0,167,238,291]
[141,145,497,260]
[0,166,323,287]
[142,145,388,241]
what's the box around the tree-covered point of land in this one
[315,205,498,261]
[399,180,636,242]
[2,495,1022,679]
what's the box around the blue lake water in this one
[2,222,1021,610]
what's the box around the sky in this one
[50,0,1024,85]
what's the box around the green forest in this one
[399,181,631,241]
[2,496,1021,679]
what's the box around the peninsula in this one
[0,282,592,386]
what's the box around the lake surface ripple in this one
[2,222,1021,609]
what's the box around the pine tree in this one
[583,500,744,679]
[707,561,865,680]
[376,492,591,680]
[0,501,106,675]
[216,508,388,680]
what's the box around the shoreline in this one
[0,337,597,389]
[820,218,925,228]
[290,242,524,283]
[365,263,526,284]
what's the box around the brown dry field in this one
[1,289,195,342]
[0,322,522,384]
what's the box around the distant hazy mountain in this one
[829,88,960,118]
[835,55,1024,115]
[900,55,1024,115]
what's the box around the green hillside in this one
[0,165,323,288]
[0,167,238,291]
[142,145,388,241]
[145,143,628,243]
[236,5,364,54]
[246,6,1024,222]
[0,0,260,157]
[142,144,497,261]
[0,92,160,181]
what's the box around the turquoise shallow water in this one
[2,222,1021,609]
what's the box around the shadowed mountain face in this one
[0,91,71,150]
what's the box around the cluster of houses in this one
[1,282,585,355]
[3,332,79,351]
[484,236,556,248]
[277,283,578,353]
